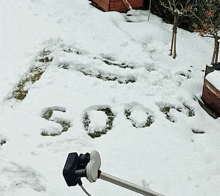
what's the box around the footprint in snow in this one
[0,162,46,193]
[0,134,6,146]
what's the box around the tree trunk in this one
[215,39,219,63]
[173,32,177,59]
[170,31,174,56]
[173,13,178,59]
[212,38,219,64]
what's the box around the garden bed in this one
[91,0,144,12]
[201,65,220,118]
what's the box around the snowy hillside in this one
[1,0,220,196]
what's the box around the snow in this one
[129,110,148,126]
[0,0,220,196]
[206,70,220,91]
[88,110,107,133]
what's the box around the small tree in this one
[160,0,194,59]
[189,0,220,64]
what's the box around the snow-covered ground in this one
[1,0,220,195]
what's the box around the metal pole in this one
[148,0,152,21]
[98,171,164,196]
